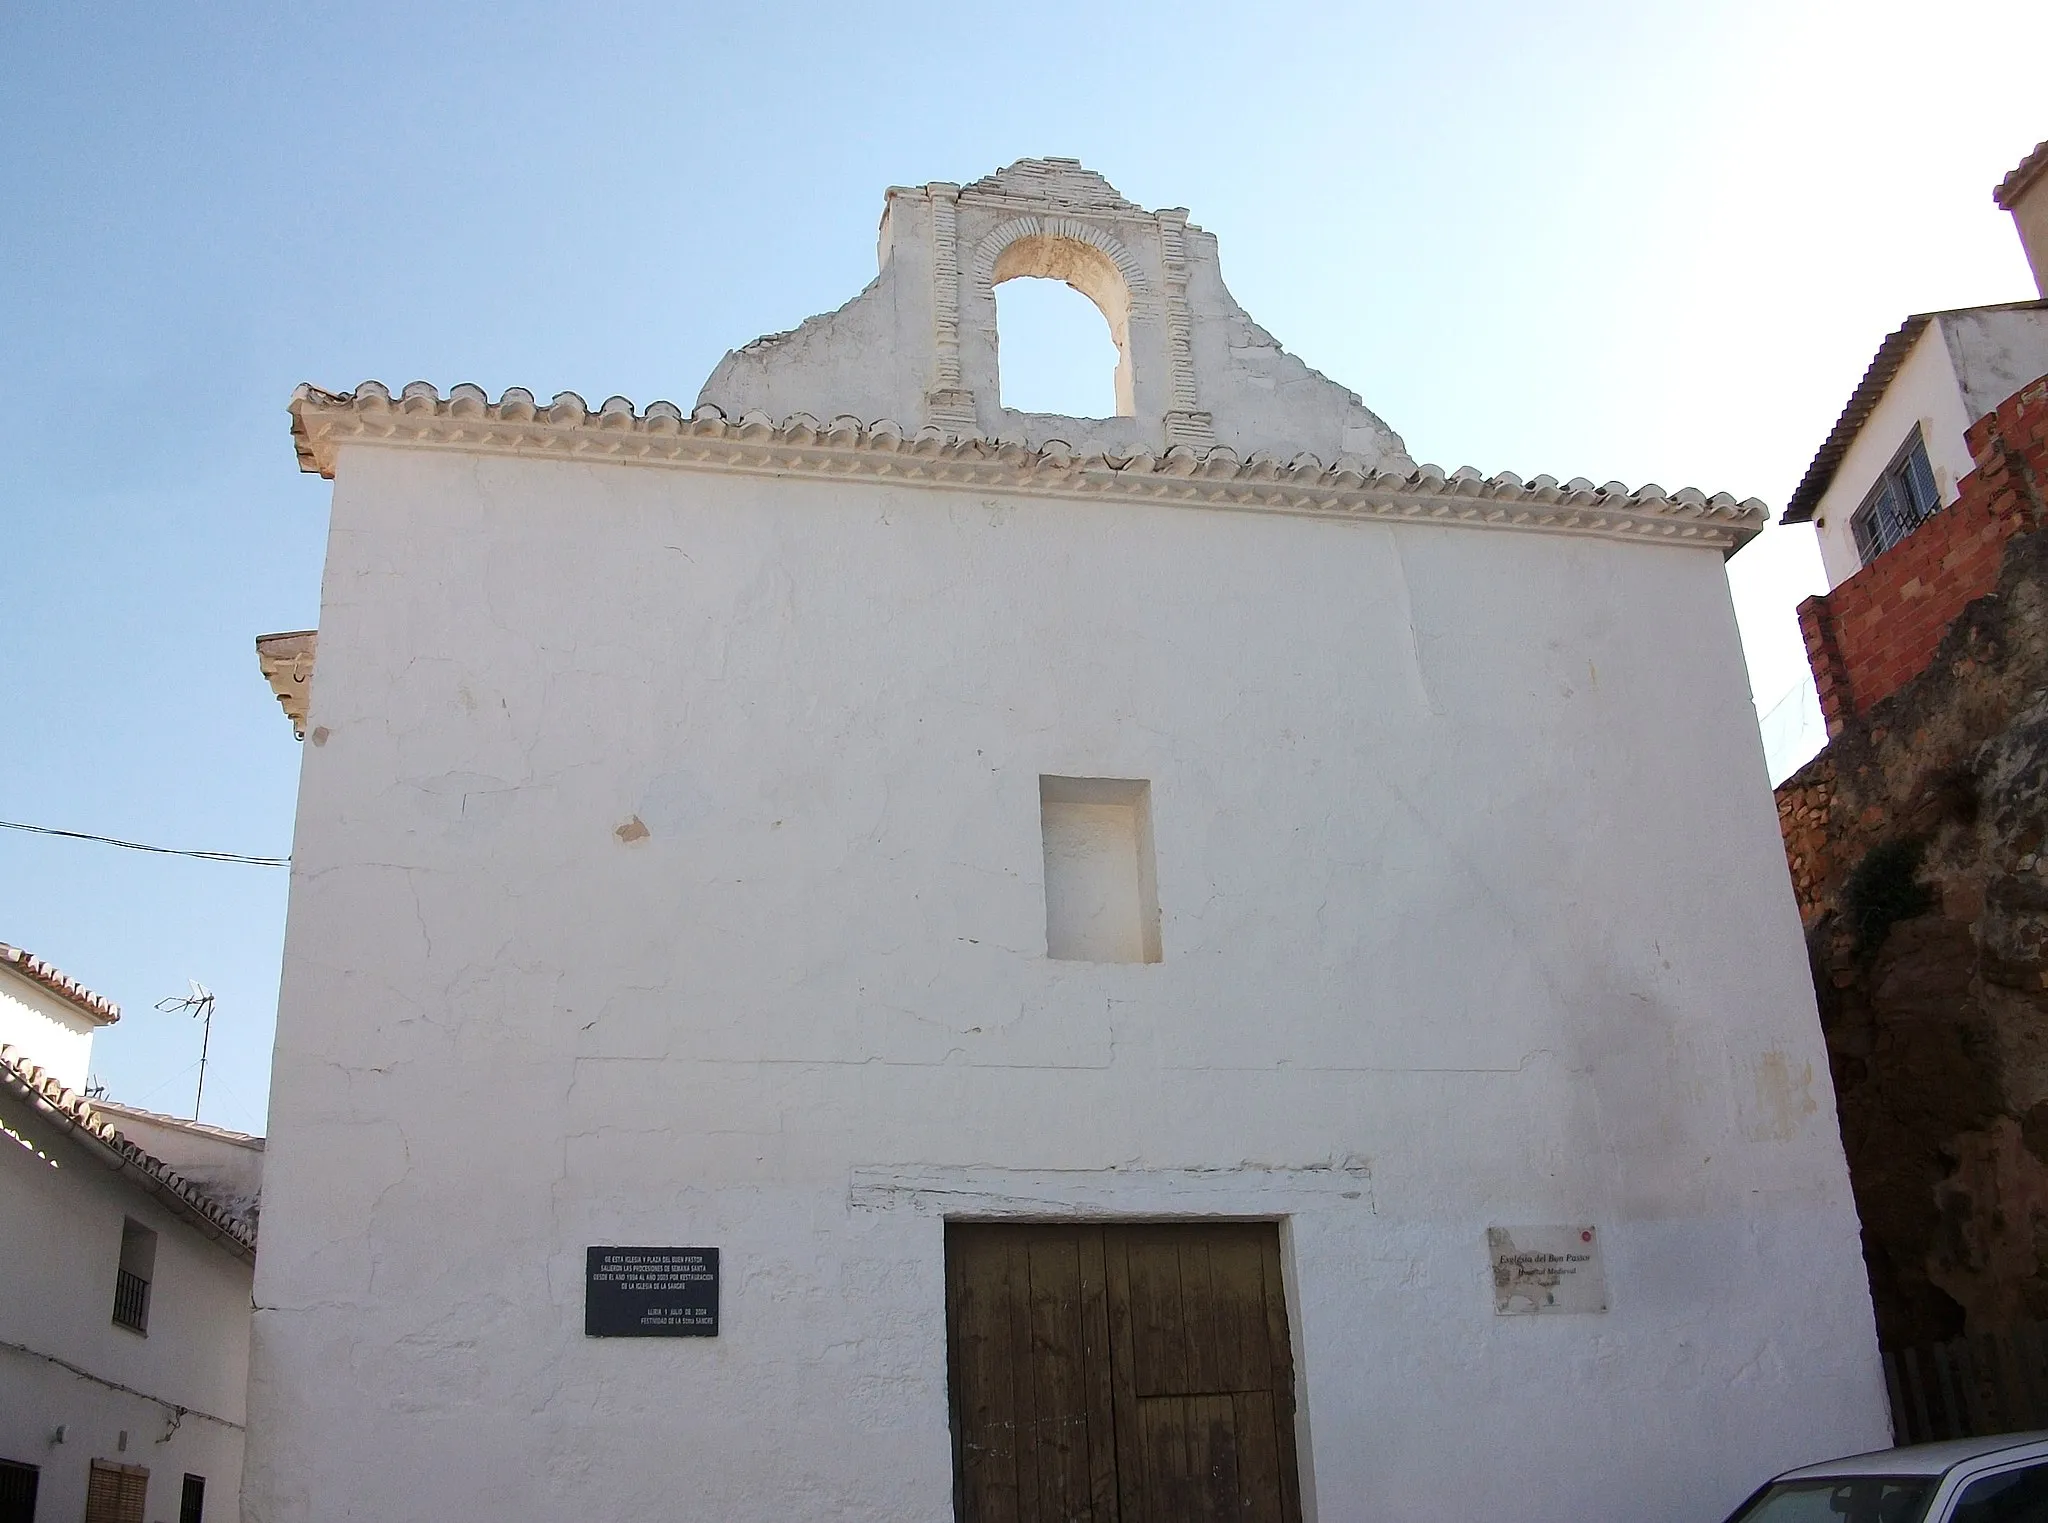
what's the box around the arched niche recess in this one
[990,233,1135,418]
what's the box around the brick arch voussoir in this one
[971,215,1151,301]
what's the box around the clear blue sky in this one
[3,1,2042,1135]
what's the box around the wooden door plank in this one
[1179,1239,1223,1395]
[984,1227,1026,1523]
[1186,1393,1240,1523]
[1233,1390,1284,1523]
[1207,1230,1270,1392]
[1007,1233,1047,1518]
[1104,1231,1149,1523]
[1134,1396,1192,1523]
[1077,1228,1122,1522]
[1257,1230,1305,1522]
[948,1231,972,1523]
[1027,1232,1091,1523]
[1127,1235,1190,1397]
[952,1226,1022,1523]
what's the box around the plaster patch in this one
[1742,1051,1819,1143]
[848,1159,1375,1217]
[635,770,715,837]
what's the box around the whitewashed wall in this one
[1945,306,2048,419]
[1811,323,1972,587]
[0,965,104,1090]
[247,440,1887,1522]
[1811,308,2048,589]
[0,1090,252,1522]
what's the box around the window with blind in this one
[84,1461,148,1523]
[1851,427,1941,565]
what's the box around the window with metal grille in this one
[112,1218,156,1334]
[83,1461,147,1523]
[1851,427,1941,565]
[0,1459,39,1523]
[180,1473,206,1523]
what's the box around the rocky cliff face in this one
[1781,527,2048,1347]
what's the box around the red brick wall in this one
[1799,375,2048,733]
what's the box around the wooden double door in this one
[946,1221,1304,1523]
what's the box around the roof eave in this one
[291,382,1770,557]
[1782,315,1933,525]
[0,944,121,1026]
[0,1048,257,1260]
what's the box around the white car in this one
[1723,1433,2048,1522]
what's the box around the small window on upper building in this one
[112,1218,156,1335]
[1851,427,1941,565]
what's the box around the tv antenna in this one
[155,982,216,1120]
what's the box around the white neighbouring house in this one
[1783,138,2048,587]
[246,159,1888,1522]
[0,947,258,1523]
[1,943,120,1094]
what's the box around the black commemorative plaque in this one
[585,1246,719,1337]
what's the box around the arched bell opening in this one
[990,233,1135,419]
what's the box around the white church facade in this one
[246,160,1888,1520]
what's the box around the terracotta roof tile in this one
[0,942,120,1025]
[290,383,1771,556]
[0,1045,256,1257]
[1782,300,2048,525]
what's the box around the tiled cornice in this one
[291,382,1768,555]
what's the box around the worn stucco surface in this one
[700,158,1411,467]
[1811,307,2048,589]
[245,434,1885,1520]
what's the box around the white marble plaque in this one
[1488,1225,1607,1314]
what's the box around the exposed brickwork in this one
[1798,376,2048,733]
[1769,374,2048,1348]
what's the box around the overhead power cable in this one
[0,819,289,867]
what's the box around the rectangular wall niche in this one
[1040,776,1161,964]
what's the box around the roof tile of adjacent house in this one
[1782,316,1931,525]
[0,1044,257,1256]
[1782,300,2048,525]
[0,942,120,1025]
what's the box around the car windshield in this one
[1724,1476,1939,1523]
